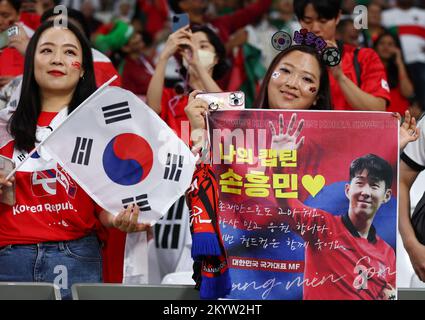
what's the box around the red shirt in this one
[0,112,104,247]
[0,48,25,78]
[138,0,169,38]
[331,44,391,110]
[19,12,41,31]
[121,55,154,96]
[276,199,396,300]
[160,88,190,140]
[388,86,409,114]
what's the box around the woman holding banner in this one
[185,43,419,299]
[186,44,333,158]
[184,44,333,299]
[0,21,146,299]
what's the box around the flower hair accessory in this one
[271,29,342,67]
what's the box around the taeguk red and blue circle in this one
[102,133,153,186]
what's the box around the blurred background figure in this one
[242,0,300,72]
[336,18,360,47]
[361,2,386,47]
[374,31,415,115]
[0,0,36,89]
[119,30,155,100]
[113,0,135,23]
[341,0,357,14]
[80,0,103,36]
[61,0,101,11]
[382,0,425,113]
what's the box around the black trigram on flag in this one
[155,196,186,249]
[17,153,26,162]
[101,101,132,124]
[71,137,93,166]
[163,153,184,182]
[122,194,151,212]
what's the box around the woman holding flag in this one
[0,20,146,299]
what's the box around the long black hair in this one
[374,31,404,90]
[178,24,229,81]
[9,20,97,151]
[254,45,332,110]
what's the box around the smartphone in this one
[0,26,19,50]
[197,91,245,111]
[0,155,15,206]
[172,13,190,33]
[7,26,19,38]
[0,30,8,50]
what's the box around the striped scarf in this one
[186,163,231,299]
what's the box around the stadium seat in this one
[398,288,425,300]
[71,283,199,300]
[0,282,61,300]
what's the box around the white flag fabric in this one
[42,86,196,224]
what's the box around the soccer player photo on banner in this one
[208,110,398,300]
[42,86,196,224]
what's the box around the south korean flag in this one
[42,86,196,224]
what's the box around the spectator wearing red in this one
[120,31,155,100]
[374,31,415,114]
[0,20,146,300]
[80,0,103,37]
[146,24,228,139]
[137,0,169,41]
[0,6,121,90]
[0,0,33,88]
[382,0,425,112]
[294,0,391,111]
[169,0,272,45]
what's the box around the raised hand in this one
[396,110,420,151]
[159,26,192,61]
[269,113,305,152]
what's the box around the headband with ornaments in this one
[271,29,342,67]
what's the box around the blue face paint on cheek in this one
[272,71,281,80]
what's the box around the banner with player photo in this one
[208,110,398,300]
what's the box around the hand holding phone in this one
[0,25,19,50]
[172,13,190,33]
[0,155,16,206]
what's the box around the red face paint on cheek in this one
[309,87,317,94]
[71,61,81,70]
